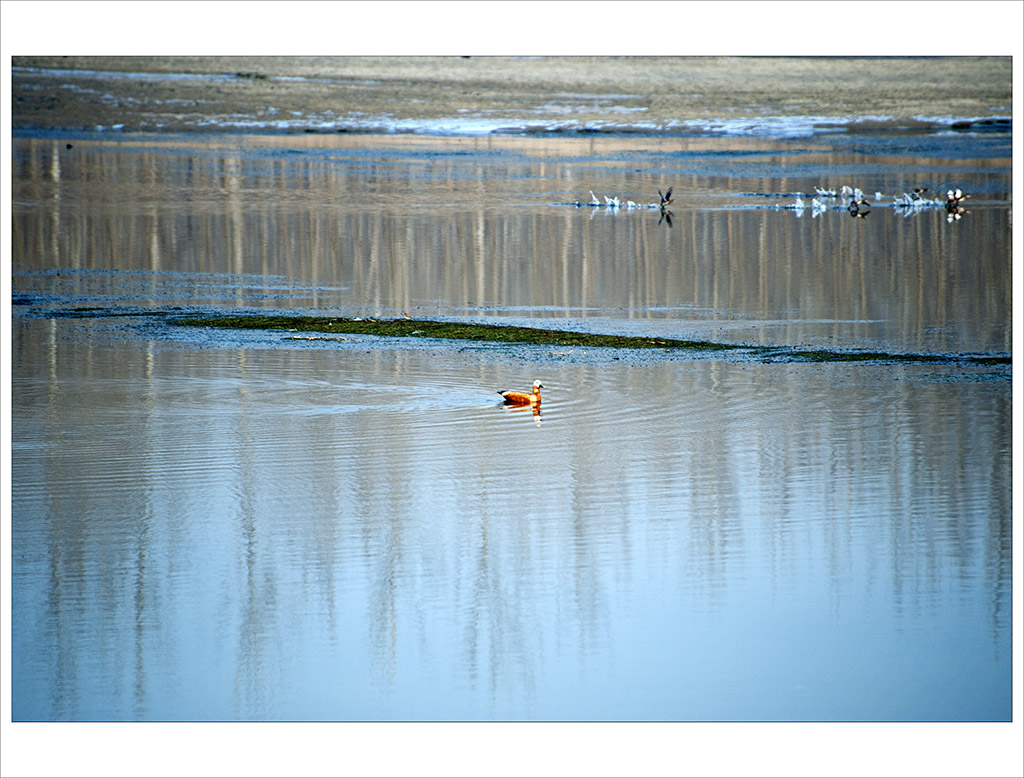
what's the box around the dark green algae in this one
[175,314,1010,366]
[178,314,737,352]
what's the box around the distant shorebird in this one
[658,187,674,226]
[497,380,544,406]
[946,188,968,206]
[945,189,968,221]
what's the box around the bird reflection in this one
[945,204,967,222]
[501,402,542,418]
[658,187,674,227]
[848,198,871,218]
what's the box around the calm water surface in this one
[10,130,1012,721]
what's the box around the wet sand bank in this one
[12,56,1012,135]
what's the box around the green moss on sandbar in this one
[174,314,1011,366]
[176,315,741,352]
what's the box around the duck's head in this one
[533,380,545,392]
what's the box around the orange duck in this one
[497,380,544,406]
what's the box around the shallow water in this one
[12,131,1012,355]
[10,129,1012,721]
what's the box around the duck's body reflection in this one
[501,402,542,418]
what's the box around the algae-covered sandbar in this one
[178,314,739,351]
[175,314,1010,365]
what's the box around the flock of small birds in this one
[806,187,966,223]
[575,184,970,224]
[798,184,971,223]
[571,187,678,225]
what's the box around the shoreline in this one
[12,56,1013,137]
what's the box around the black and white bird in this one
[946,188,968,206]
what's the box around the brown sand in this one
[12,56,1012,133]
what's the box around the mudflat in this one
[12,56,1012,133]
